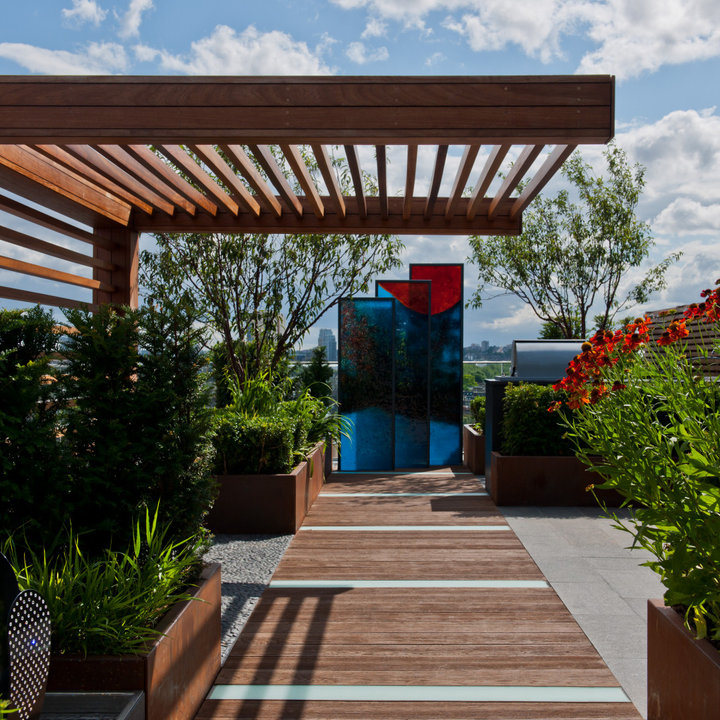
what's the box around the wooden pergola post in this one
[92,226,139,308]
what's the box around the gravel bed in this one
[203,533,293,664]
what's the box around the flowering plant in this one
[553,284,720,643]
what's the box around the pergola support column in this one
[92,226,139,308]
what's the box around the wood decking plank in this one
[202,467,641,720]
[196,700,640,720]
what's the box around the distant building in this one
[318,328,337,361]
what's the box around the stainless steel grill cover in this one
[511,339,584,382]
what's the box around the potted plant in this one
[555,291,720,720]
[4,509,221,720]
[489,383,620,505]
[206,375,348,534]
[463,396,486,474]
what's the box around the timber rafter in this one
[0,74,614,310]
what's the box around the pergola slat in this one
[344,145,366,219]
[190,144,261,217]
[466,144,511,220]
[445,145,480,219]
[311,144,345,219]
[510,144,577,219]
[0,224,115,271]
[0,254,114,292]
[247,144,303,218]
[0,74,615,313]
[220,144,282,217]
[376,145,388,220]
[488,144,544,219]
[62,144,175,216]
[95,145,197,215]
[158,145,240,216]
[0,193,118,249]
[280,144,324,218]
[424,145,448,220]
[33,144,155,215]
[125,145,218,216]
[0,144,131,226]
[0,285,97,311]
[404,145,417,221]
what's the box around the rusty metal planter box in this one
[47,562,221,720]
[205,442,326,534]
[489,451,623,506]
[648,599,720,720]
[462,424,485,475]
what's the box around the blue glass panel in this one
[409,264,463,466]
[338,298,394,471]
[376,280,430,468]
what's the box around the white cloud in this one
[61,0,107,27]
[331,0,720,79]
[346,41,389,64]
[618,108,720,212]
[118,0,153,39]
[425,51,446,66]
[146,25,333,75]
[578,0,720,78]
[0,41,127,74]
[652,198,720,237]
[362,17,388,38]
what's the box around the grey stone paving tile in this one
[551,580,637,616]
[598,567,666,600]
[604,657,649,718]
[572,612,647,660]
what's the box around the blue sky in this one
[1,0,720,347]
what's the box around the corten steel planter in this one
[462,424,485,475]
[648,599,720,720]
[206,442,326,534]
[489,451,624,506]
[47,562,221,720]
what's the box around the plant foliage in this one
[501,384,572,456]
[3,507,203,656]
[469,396,486,429]
[554,291,720,642]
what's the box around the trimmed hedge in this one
[500,383,572,456]
[213,413,296,474]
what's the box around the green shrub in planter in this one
[3,507,203,656]
[501,383,572,456]
[212,413,295,474]
[470,396,486,430]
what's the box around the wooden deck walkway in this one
[197,468,642,719]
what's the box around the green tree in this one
[141,146,403,389]
[468,144,680,338]
[296,345,334,402]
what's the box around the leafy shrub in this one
[3,507,203,656]
[212,412,295,474]
[0,307,69,543]
[556,299,720,642]
[501,383,572,456]
[470,396,486,429]
[1,304,216,554]
[295,346,334,402]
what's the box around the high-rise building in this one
[318,328,337,361]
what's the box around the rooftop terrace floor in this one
[197,468,649,719]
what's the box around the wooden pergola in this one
[0,75,614,311]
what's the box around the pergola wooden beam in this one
[0,74,614,313]
[0,76,614,145]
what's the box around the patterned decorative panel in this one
[409,264,463,466]
[376,280,431,468]
[338,298,395,471]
